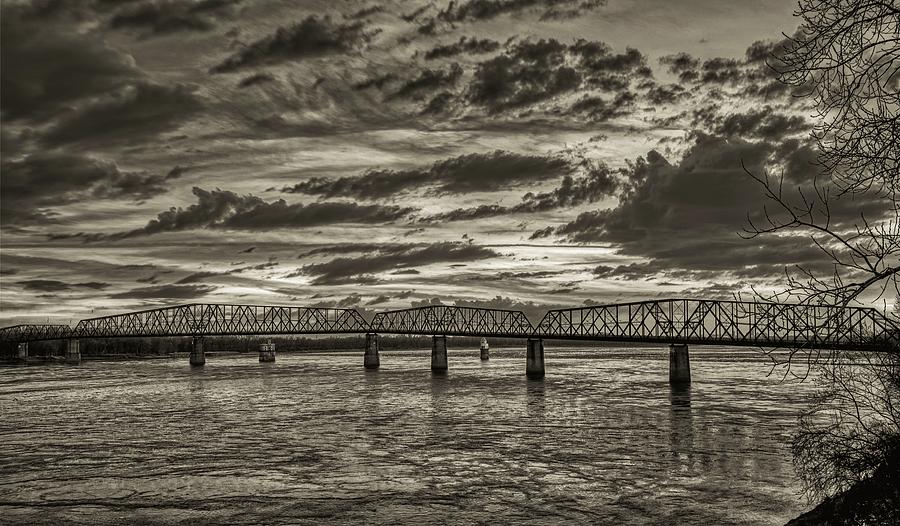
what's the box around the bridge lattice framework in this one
[2,298,897,352]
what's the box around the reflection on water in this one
[668,384,695,471]
[0,347,813,525]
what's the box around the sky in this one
[1,0,893,326]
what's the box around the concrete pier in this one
[64,339,81,364]
[669,344,691,384]
[526,338,545,379]
[189,336,205,366]
[480,337,489,361]
[364,333,380,369]
[259,341,276,362]
[431,335,448,372]
[17,342,28,362]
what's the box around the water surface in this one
[0,347,814,524]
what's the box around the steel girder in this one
[534,299,899,351]
[370,305,534,337]
[69,303,369,339]
[2,299,897,351]
[0,324,72,343]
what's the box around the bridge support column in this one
[65,339,81,364]
[480,338,489,361]
[669,344,691,384]
[526,338,544,380]
[364,333,380,369]
[17,342,28,362]
[189,336,205,366]
[259,341,276,363]
[431,335,448,372]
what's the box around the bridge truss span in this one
[370,305,534,337]
[0,324,72,343]
[534,298,898,351]
[72,303,369,339]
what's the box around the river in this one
[0,346,814,525]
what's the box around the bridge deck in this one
[2,299,897,352]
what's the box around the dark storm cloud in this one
[66,188,416,240]
[111,284,216,299]
[210,15,374,73]
[390,64,463,100]
[420,160,618,222]
[42,82,204,147]
[569,91,635,121]
[109,0,242,35]
[424,36,500,60]
[296,242,498,285]
[283,150,572,199]
[533,134,891,278]
[347,5,384,19]
[466,38,649,114]
[17,279,111,293]
[714,106,808,140]
[658,52,700,82]
[643,83,688,105]
[1,4,139,121]
[436,0,605,23]
[1,152,174,226]
[238,72,275,88]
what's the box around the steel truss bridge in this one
[2,298,898,352]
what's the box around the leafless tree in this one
[742,0,900,520]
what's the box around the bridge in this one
[2,298,897,382]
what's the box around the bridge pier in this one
[526,338,545,380]
[364,333,380,369]
[189,336,205,366]
[432,335,448,373]
[669,344,691,384]
[65,339,81,364]
[259,341,276,363]
[17,342,28,362]
[480,338,489,360]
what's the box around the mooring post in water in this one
[17,342,28,362]
[364,333,380,369]
[432,335,448,372]
[64,339,81,364]
[259,340,276,363]
[480,337,489,361]
[526,338,545,379]
[669,343,691,384]
[189,336,205,366]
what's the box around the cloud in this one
[1,4,139,121]
[111,284,216,299]
[391,64,463,100]
[1,152,175,226]
[67,187,416,239]
[534,133,891,279]
[296,242,498,285]
[109,0,242,35]
[283,150,572,199]
[238,72,275,88]
[210,15,373,73]
[42,81,203,147]
[17,280,111,293]
[714,106,808,140]
[424,36,500,60]
[436,0,606,23]
[420,159,618,222]
[466,38,649,114]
